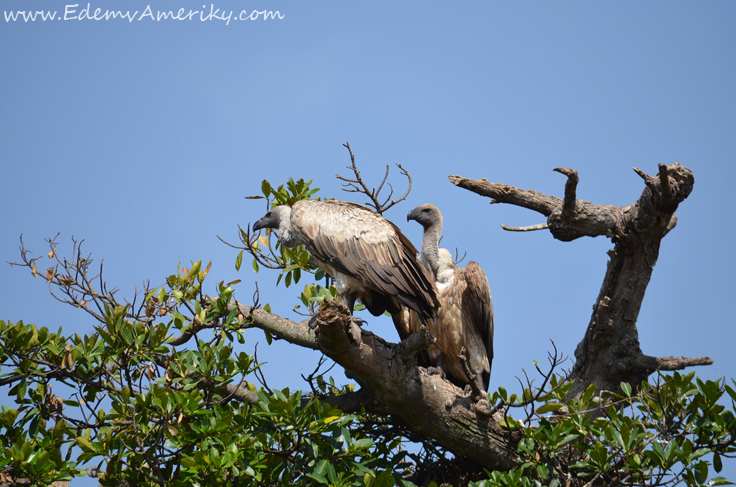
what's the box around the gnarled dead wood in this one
[450,163,709,399]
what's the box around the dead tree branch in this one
[451,162,706,398]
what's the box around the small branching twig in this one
[336,142,412,214]
[490,341,571,420]
[301,354,336,395]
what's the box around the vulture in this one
[253,200,439,334]
[406,203,494,392]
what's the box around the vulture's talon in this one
[349,316,367,328]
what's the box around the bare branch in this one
[633,166,656,189]
[501,223,549,232]
[635,354,713,372]
[449,175,561,217]
[336,142,412,214]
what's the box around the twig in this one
[501,223,549,232]
[336,142,412,214]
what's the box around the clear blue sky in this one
[2,1,735,484]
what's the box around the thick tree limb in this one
[448,176,561,216]
[170,300,320,350]
[225,297,519,470]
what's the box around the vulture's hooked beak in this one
[407,208,418,222]
[252,218,265,232]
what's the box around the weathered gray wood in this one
[451,163,710,400]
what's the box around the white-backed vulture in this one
[406,203,494,392]
[253,200,439,335]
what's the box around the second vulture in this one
[253,200,439,336]
[406,203,495,394]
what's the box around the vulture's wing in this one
[461,261,494,388]
[291,200,438,318]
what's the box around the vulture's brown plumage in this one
[406,204,494,392]
[253,200,439,335]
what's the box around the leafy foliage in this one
[0,257,412,486]
[471,373,736,487]
[2,172,735,486]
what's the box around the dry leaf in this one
[80,300,87,307]
[48,248,55,260]
[32,262,38,278]
[182,267,189,275]
[258,235,269,247]
[62,343,73,368]
[46,267,55,281]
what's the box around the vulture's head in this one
[253,205,291,231]
[407,203,443,230]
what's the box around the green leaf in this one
[714,452,723,473]
[76,437,95,452]
[708,477,735,486]
[582,383,597,403]
[235,251,243,271]
[620,381,632,396]
[252,258,259,273]
[536,402,564,414]
[373,470,396,487]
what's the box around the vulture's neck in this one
[421,220,442,275]
[279,215,302,248]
